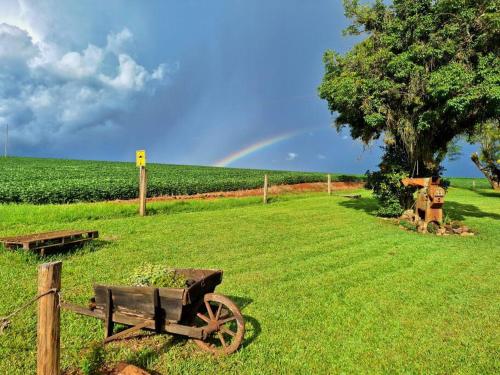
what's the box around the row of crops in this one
[0,157,364,204]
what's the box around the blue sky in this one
[0,0,481,176]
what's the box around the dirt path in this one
[111,181,364,204]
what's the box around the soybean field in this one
[0,157,362,204]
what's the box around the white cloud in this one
[0,23,37,61]
[0,22,169,145]
[286,152,298,161]
[55,45,104,79]
[106,28,133,54]
[99,54,165,91]
[317,154,326,160]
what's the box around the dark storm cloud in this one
[0,0,481,176]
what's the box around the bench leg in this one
[104,289,114,339]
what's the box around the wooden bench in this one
[0,230,98,255]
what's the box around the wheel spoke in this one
[196,312,210,323]
[220,316,237,325]
[217,332,227,347]
[205,301,215,320]
[220,326,236,337]
[215,302,223,320]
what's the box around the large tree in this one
[319,0,500,177]
[471,120,500,189]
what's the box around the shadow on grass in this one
[34,239,112,263]
[338,196,379,215]
[445,201,500,221]
[124,335,184,374]
[475,190,500,199]
[337,195,500,222]
[221,295,261,348]
[241,315,261,349]
[10,239,112,265]
[225,295,254,310]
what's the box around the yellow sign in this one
[136,150,146,167]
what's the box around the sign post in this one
[136,150,147,217]
[263,174,268,204]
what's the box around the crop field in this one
[0,157,364,204]
[0,185,498,374]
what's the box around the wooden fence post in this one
[139,166,147,216]
[37,261,62,375]
[263,174,268,204]
[327,174,331,196]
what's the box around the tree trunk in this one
[471,153,500,190]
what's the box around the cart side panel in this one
[94,285,154,319]
[184,270,223,305]
[158,290,184,322]
[94,285,185,323]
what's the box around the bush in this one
[128,264,188,288]
[366,170,415,217]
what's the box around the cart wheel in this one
[192,293,245,355]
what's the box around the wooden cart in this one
[62,269,245,355]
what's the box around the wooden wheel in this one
[191,293,245,355]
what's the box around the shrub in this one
[128,264,187,288]
[366,170,415,218]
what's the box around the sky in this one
[0,0,482,176]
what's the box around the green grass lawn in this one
[0,187,499,374]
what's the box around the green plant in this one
[0,157,364,204]
[427,222,439,234]
[319,0,499,176]
[128,264,187,288]
[365,145,415,217]
[470,120,500,189]
[399,219,417,232]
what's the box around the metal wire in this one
[0,288,59,334]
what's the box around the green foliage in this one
[0,157,364,204]
[319,0,500,173]
[427,221,439,234]
[366,169,414,217]
[365,144,415,217]
[399,219,417,232]
[128,264,187,288]
[440,178,451,191]
[470,120,500,188]
[476,121,500,164]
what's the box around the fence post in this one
[37,261,62,375]
[139,166,147,216]
[327,174,331,196]
[472,180,476,190]
[263,174,268,204]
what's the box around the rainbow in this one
[214,129,307,167]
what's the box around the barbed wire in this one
[0,288,60,334]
